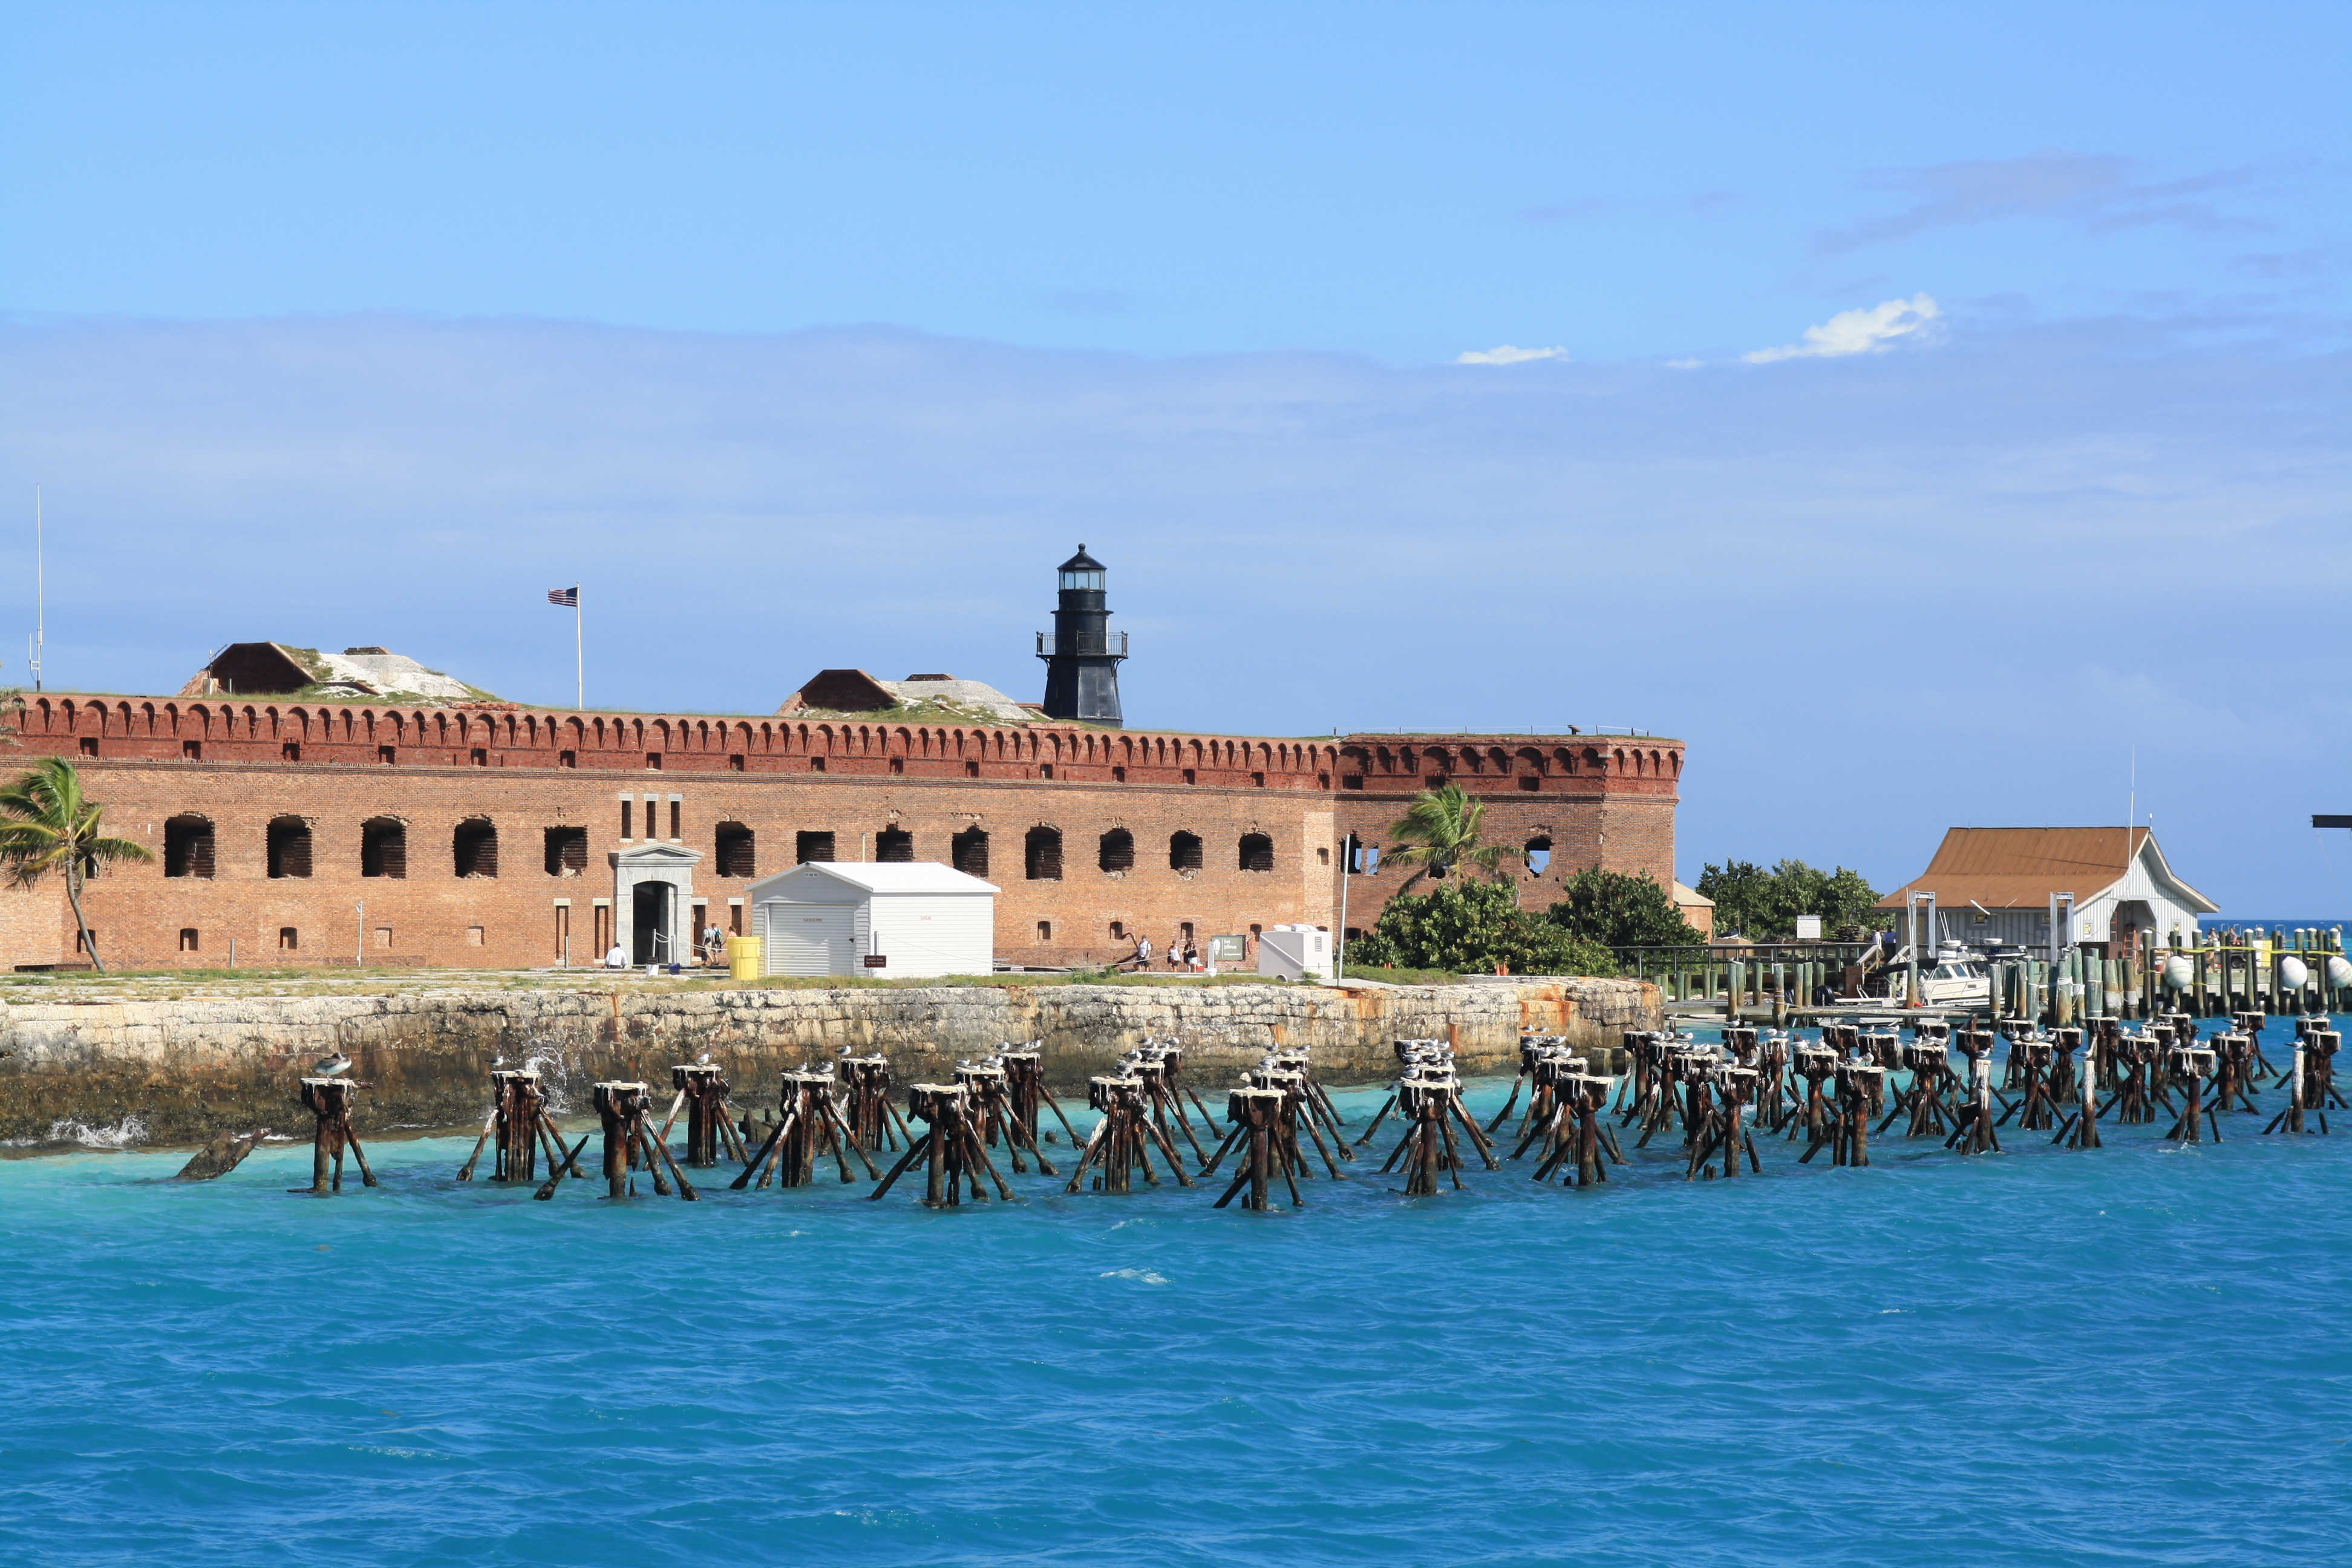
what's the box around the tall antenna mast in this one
[31,487,44,693]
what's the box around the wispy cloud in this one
[1743,295,1940,364]
[1818,154,2267,253]
[1455,344,1568,365]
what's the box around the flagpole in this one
[574,583,583,710]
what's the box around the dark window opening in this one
[181,740,202,761]
[1179,921,1194,944]
[1518,776,1540,791]
[1040,763,1053,779]
[454,817,499,878]
[471,748,489,766]
[952,826,989,877]
[1342,776,1364,790]
[282,742,301,762]
[361,817,407,879]
[1181,768,1196,785]
[1025,826,1063,881]
[646,753,663,770]
[796,831,836,864]
[1169,831,1203,872]
[76,928,97,953]
[1110,921,1125,940]
[1525,836,1553,877]
[267,816,313,879]
[809,756,826,772]
[558,750,577,768]
[876,828,914,863]
[1318,773,1330,789]
[545,826,588,877]
[965,760,980,778]
[1037,920,1052,941]
[1250,771,1266,787]
[163,815,215,879]
[668,800,680,839]
[620,800,633,840]
[378,746,396,765]
[1099,828,1135,874]
[79,737,98,758]
[178,927,200,953]
[279,927,299,951]
[713,823,756,878]
[1239,833,1274,873]
[889,757,904,775]
[728,754,745,772]
[1112,766,1126,782]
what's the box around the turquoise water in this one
[4,1018,2348,1567]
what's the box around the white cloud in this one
[1665,357,1704,370]
[1743,294,1941,364]
[1455,344,1569,365]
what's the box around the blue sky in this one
[1,1,2346,910]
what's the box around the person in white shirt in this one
[604,943,628,969]
[1132,933,1153,970]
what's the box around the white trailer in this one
[745,861,998,979]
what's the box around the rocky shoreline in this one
[0,976,1658,1148]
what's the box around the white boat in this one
[1897,942,1993,1009]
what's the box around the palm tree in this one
[1385,782,1504,893]
[0,757,152,972]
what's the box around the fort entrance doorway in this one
[611,841,701,970]
[632,881,673,965]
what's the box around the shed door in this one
[763,903,855,976]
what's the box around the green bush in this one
[1544,868,1704,947]
[1350,879,1619,976]
[1696,858,1881,941]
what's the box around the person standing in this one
[1132,932,1153,971]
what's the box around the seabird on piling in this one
[312,1051,353,1077]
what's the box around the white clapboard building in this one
[1875,827,2217,952]
[746,861,998,979]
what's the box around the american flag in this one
[547,586,578,607]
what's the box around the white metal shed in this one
[744,861,998,979]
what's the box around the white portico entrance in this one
[612,841,702,965]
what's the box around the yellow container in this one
[728,935,763,982]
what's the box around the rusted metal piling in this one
[1067,1072,1190,1194]
[2001,1031,2060,1133]
[1121,1044,1209,1170]
[664,1063,745,1169]
[1947,1029,2000,1155]
[1790,1042,1837,1145]
[995,1042,1082,1149]
[295,1077,376,1194]
[836,1051,913,1154]
[1529,1061,1618,1188]
[735,1068,877,1189]
[456,1067,572,1184]
[1681,1060,1762,1181]
[1803,1059,1881,1166]
[1375,1041,1494,1196]
[563,1080,698,1201]
[2265,1021,2341,1135]
[959,1056,1059,1176]
[1212,1086,1293,1210]
[871,1082,1011,1206]
[2163,1043,2220,1144]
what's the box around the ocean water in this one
[3,1017,2347,1568]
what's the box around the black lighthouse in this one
[1036,544,1127,726]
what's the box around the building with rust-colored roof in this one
[1875,827,2216,952]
